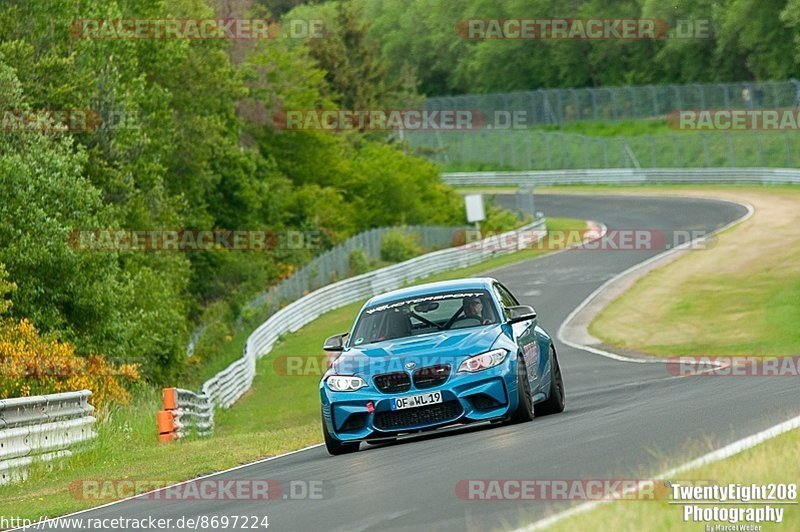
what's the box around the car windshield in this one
[350,290,499,346]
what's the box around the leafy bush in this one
[483,203,527,234]
[348,248,370,275]
[0,319,139,411]
[380,230,422,263]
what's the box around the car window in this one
[350,290,499,346]
[497,283,519,306]
[492,282,519,320]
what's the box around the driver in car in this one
[462,296,491,325]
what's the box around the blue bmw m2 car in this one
[319,277,565,455]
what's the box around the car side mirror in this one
[323,332,348,352]
[507,305,536,324]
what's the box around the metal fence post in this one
[649,136,657,167]
[526,134,532,169]
[583,136,590,168]
[727,132,736,167]
[545,134,552,169]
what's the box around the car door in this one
[493,282,539,389]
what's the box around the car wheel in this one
[322,411,360,455]
[508,352,535,423]
[536,345,565,416]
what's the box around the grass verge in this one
[0,217,584,521]
[529,185,799,531]
[585,186,800,356]
[546,426,800,532]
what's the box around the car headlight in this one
[458,349,508,373]
[327,375,367,392]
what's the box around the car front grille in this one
[412,364,451,389]
[374,400,463,431]
[373,372,411,393]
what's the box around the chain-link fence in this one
[410,80,800,171]
[187,224,470,356]
[236,225,468,330]
[424,80,800,127]
[409,128,800,171]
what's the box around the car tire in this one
[322,411,360,455]
[508,352,535,424]
[536,345,565,416]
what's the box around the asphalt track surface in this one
[49,194,800,531]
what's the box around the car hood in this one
[332,325,504,375]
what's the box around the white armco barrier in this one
[184,218,548,428]
[0,390,96,484]
[441,168,800,186]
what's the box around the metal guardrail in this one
[0,390,96,484]
[441,168,800,186]
[189,225,467,356]
[157,388,214,442]
[237,225,467,331]
[160,218,547,438]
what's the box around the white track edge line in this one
[514,413,800,531]
[557,197,755,364]
[15,197,755,528]
[11,443,324,529]
[14,217,599,528]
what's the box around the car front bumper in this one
[320,361,519,442]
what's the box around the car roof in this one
[365,277,498,307]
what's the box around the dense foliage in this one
[9,0,795,396]
[0,0,464,390]
[346,0,800,96]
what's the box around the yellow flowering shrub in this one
[0,319,139,410]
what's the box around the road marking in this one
[511,195,778,531]
[16,199,759,530]
[513,413,800,531]
[17,217,606,529]
[12,443,324,530]
[557,198,754,365]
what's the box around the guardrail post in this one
[157,388,178,443]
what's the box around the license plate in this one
[390,391,443,411]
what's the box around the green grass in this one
[545,427,800,532]
[0,217,584,521]
[533,185,800,530]
[539,118,672,137]
[586,186,800,356]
